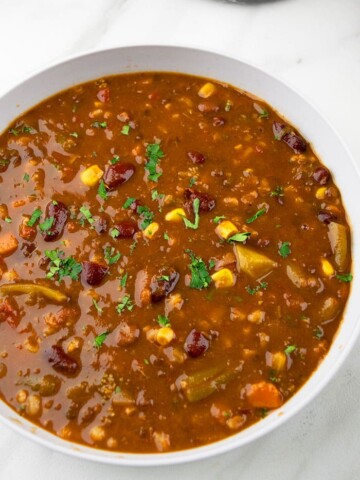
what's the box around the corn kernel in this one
[215,220,238,240]
[211,268,236,288]
[142,222,159,239]
[315,187,327,200]
[80,165,104,187]
[271,351,287,371]
[165,208,186,223]
[321,258,335,276]
[90,425,106,442]
[156,327,176,346]
[198,82,216,98]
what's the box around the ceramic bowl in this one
[0,45,359,466]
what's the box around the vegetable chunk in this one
[234,244,277,279]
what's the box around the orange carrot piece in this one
[246,381,283,409]
[0,233,18,257]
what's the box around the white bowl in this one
[0,45,359,466]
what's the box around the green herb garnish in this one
[79,206,94,225]
[122,197,136,209]
[110,155,120,164]
[270,186,284,197]
[116,294,134,314]
[97,180,108,200]
[145,143,164,182]
[92,299,103,314]
[336,273,353,283]
[119,273,128,288]
[157,315,171,327]
[4,217,12,223]
[69,132,78,138]
[181,198,200,230]
[137,205,154,230]
[186,250,212,290]
[245,281,268,295]
[189,177,197,187]
[104,246,121,265]
[227,232,251,243]
[163,232,170,241]
[313,326,324,339]
[93,331,109,349]
[213,215,226,224]
[284,345,297,354]
[92,121,107,129]
[39,216,54,233]
[23,173,30,182]
[110,228,120,239]
[246,207,266,224]
[278,241,291,258]
[45,249,82,282]
[121,125,130,135]
[27,207,42,227]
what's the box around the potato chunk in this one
[0,233,18,257]
[233,244,277,279]
[328,222,349,271]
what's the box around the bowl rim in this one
[0,43,359,467]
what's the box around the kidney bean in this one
[42,201,69,241]
[81,261,109,286]
[317,209,337,224]
[184,188,216,214]
[114,220,138,239]
[187,151,206,164]
[150,267,180,303]
[198,102,219,113]
[46,345,79,376]
[103,162,135,191]
[184,329,210,358]
[212,116,226,127]
[97,88,110,103]
[273,121,306,153]
[313,166,331,185]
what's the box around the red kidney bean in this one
[198,102,219,113]
[273,121,306,153]
[317,209,337,224]
[114,220,138,238]
[313,166,331,185]
[184,188,216,214]
[150,267,180,303]
[212,116,226,127]
[81,261,109,286]
[97,88,110,103]
[46,345,79,376]
[184,329,210,358]
[42,201,69,241]
[187,151,206,164]
[103,162,135,190]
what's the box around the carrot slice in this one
[246,381,283,409]
[0,233,18,257]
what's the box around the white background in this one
[0,0,360,478]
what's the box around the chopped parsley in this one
[313,326,324,339]
[97,180,108,200]
[104,246,121,265]
[245,281,268,295]
[122,197,136,209]
[189,177,197,187]
[121,125,130,135]
[270,185,284,197]
[336,273,353,283]
[284,345,297,354]
[116,294,134,314]
[186,250,212,290]
[9,125,34,136]
[69,132,78,138]
[181,198,200,229]
[4,217,12,223]
[246,207,266,224]
[110,155,120,164]
[157,315,171,327]
[130,240,137,254]
[213,215,226,224]
[110,228,120,239]
[79,206,94,225]
[151,189,165,201]
[92,299,103,314]
[145,143,164,182]
[278,241,291,258]
[39,216,54,233]
[92,121,107,129]
[23,173,30,182]
[119,273,128,288]
[27,207,42,227]
[159,275,170,281]
[45,249,82,282]
[227,232,251,243]
[259,109,269,119]
[93,331,109,349]
[137,205,154,230]
[163,232,170,241]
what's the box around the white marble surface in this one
[0,0,360,478]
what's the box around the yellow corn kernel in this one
[157,327,176,346]
[165,208,186,223]
[80,165,104,187]
[142,222,159,239]
[215,220,238,240]
[198,82,216,98]
[315,187,327,200]
[271,351,287,371]
[234,144,243,151]
[321,258,335,276]
[211,268,236,289]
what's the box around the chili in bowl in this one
[0,46,358,466]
